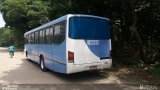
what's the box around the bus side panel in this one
[26,44,34,61]
[32,44,40,63]
[43,45,54,71]
[25,44,30,59]
[52,41,67,74]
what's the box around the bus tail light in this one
[68,51,74,63]
[110,50,112,59]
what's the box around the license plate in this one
[90,66,97,70]
[87,40,99,45]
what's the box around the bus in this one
[24,14,112,74]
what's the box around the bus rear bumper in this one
[67,59,112,74]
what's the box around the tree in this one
[0,0,50,32]
[0,27,14,46]
[0,0,159,62]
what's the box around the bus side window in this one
[30,34,33,44]
[49,27,53,44]
[52,25,54,44]
[43,29,46,44]
[33,33,35,44]
[35,31,39,44]
[39,30,42,44]
[40,29,45,44]
[46,28,50,44]
[31,33,35,44]
[27,35,29,44]
[28,34,30,44]
[53,22,65,45]
[25,35,28,44]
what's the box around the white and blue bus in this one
[24,14,112,74]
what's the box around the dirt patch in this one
[101,67,160,84]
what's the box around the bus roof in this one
[24,14,109,36]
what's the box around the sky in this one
[0,12,6,28]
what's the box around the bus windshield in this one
[69,17,110,40]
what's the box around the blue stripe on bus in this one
[26,40,67,74]
[85,40,110,59]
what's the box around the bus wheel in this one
[26,51,28,57]
[40,57,47,71]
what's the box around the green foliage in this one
[0,27,14,46]
[0,0,50,32]
[0,0,159,64]
[137,60,145,68]
[0,0,50,48]
[149,62,160,76]
[27,0,50,30]
[0,27,24,48]
[0,0,28,31]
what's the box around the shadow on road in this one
[0,47,145,89]
[26,59,107,83]
[0,58,141,89]
[0,57,108,84]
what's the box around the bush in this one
[137,60,145,68]
[149,62,160,76]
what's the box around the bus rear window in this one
[69,17,110,40]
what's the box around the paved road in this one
[0,47,148,90]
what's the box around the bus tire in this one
[26,51,28,57]
[40,56,47,71]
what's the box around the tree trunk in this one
[129,0,145,61]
